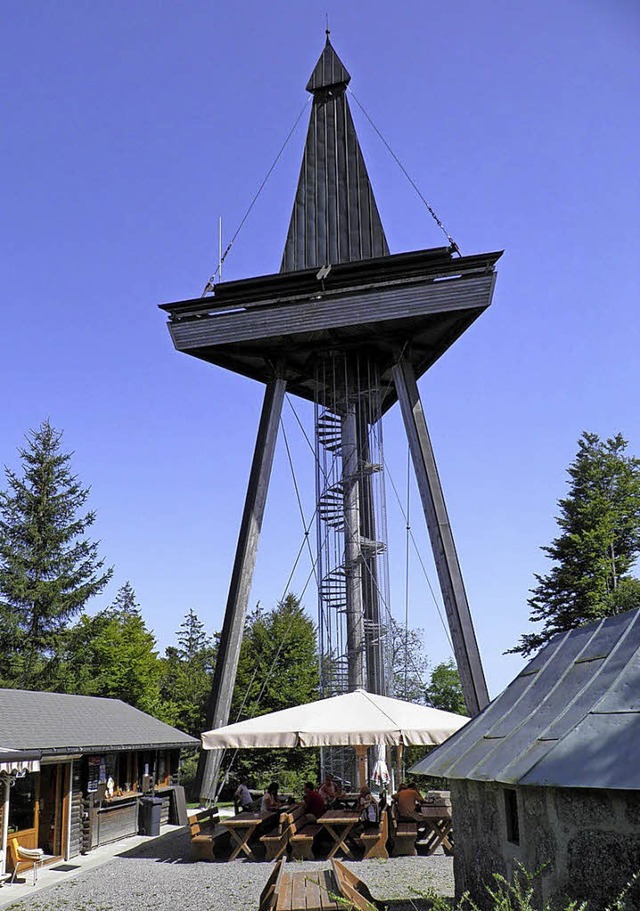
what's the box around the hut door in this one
[38,764,70,857]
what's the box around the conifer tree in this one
[0,420,112,687]
[161,609,216,737]
[58,582,165,716]
[224,594,319,789]
[513,432,640,655]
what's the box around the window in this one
[8,774,37,833]
[504,788,520,845]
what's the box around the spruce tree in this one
[0,420,112,688]
[513,432,640,655]
[161,609,216,737]
[60,582,165,716]
[224,593,320,790]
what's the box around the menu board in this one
[87,756,107,790]
[87,756,101,792]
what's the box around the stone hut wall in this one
[451,780,640,911]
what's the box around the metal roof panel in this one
[519,712,640,788]
[409,610,640,789]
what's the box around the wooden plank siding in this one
[168,273,496,350]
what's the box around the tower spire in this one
[280,37,389,272]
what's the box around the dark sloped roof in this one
[306,33,351,91]
[281,36,389,272]
[0,688,198,755]
[410,609,640,789]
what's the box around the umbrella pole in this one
[354,745,368,789]
[396,742,404,785]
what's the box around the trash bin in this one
[139,796,162,836]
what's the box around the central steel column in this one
[198,376,286,802]
[357,403,386,696]
[341,402,365,691]
[392,358,489,716]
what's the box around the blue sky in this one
[3,1,639,698]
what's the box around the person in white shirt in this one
[234,778,253,813]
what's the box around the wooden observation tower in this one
[160,35,501,801]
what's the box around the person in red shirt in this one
[303,781,326,821]
[394,781,423,821]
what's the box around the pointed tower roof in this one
[280,35,389,273]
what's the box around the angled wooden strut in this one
[391,357,489,716]
[198,376,287,802]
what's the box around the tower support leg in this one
[198,376,287,802]
[391,358,489,716]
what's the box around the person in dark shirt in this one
[303,781,326,821]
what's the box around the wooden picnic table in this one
[418,804,453,855]
[224,810,278,860]
[317,809,360,859]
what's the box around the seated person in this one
[302,781,326,821]
[394,781,423,821]
[350,785,380,849]
[319,773,340,805]
[260,781,281,814]
[234,777,253,813]
[358,786,379,829]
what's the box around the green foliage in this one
[56,582,166,717]
[425,659,467,715]
[160,608,216,737]
[390,617,430,704]
[0,420,112,688]
[421,865,582,911]
[514,432,640,656]
[222,593,320,789]
[418,863,639,911]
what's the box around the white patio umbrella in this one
[201,689,469,787]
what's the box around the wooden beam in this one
[198,376,287,802]
[391,358,489,716]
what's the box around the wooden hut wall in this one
[69,762,84,858]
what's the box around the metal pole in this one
[198,376,287,802]
[391,358,489,716]
[342,403,365,691]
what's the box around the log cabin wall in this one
[79,749,184,851]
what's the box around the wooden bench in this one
[259,857,381,911]
[188,807,229,861]
[360,805,389,859]
[260,803,303,861]
[332,859,381,911]
[288,809,323,861]
[392,820,418,856]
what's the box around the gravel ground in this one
[0,827,454,911]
